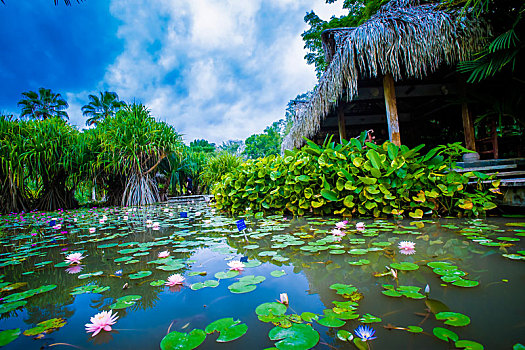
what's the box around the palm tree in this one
[82,91,126,126]
[17,88,69,120]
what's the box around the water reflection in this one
[0,205,523,349]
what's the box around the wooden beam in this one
[337,102,346,143]
[461,102,476,151]
[383,73,401,146]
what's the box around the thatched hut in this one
[282,0,489,152]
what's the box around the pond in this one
[0,202,524,349]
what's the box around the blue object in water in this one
[236,219,246,231]
[49,220,56,227]
[180,212,188,218]
[240,256,248,263]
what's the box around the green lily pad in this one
[406,326,423,333]
[359,313,382,323]
[270,270,286,277]
[0,301,27,314]
[129,271,153,279]
[336,329,353,341]
[214,270,239,279]
[390,262,419,271]
[316,316,345,327]
[300,312,318,322]
[23,318,66,336]
[433,327,459,342]
[455,340,484,350]
[243,260,262,268]
[451,279,479,288]
[150,280,166,286]
[269,323,319,350]
[435,312,471,326]
[0,329,20,346]
[228,282,256,294]
[205,317,248,342]
[160,329,206,350]
[239,275,265,284]
[256,302,287,317]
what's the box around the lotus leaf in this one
[269,323,319,350]
[205,317,248,342]
[160,329,206,350]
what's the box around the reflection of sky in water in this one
[0,204,523,349]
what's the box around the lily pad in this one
[270,270,286,277]
[214,270,239,279]
[455,340,484,350]
[256,302,287,317]
[129,271,153,279]
[433,327,459,342]
[269,323,319,350]
[23,318,66,336]
[228,282,256,294]
[0,329,20,346]
[359,313,382,323]
[406,326,423,333]
[205,317,248,342]
[160,329,206,350]
[451,279,479,288]
[390,262,419,271]
[435,312,471,326]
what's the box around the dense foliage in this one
[213,135,499,218]
[243,121,283,159]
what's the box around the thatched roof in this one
[282,0,489,151]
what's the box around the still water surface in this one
[0,202,524,349]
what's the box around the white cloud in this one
[92,0,347,144]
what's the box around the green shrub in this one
[212,136,499,218]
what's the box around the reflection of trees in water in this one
[0,203,224,327]
[24,302,75,326]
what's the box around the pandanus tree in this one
[0,116,30,213]
[21,118,82,211]
[82,91,126,126]
[17,88,69,120]
[98,102,183,206]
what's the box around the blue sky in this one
[0,0,345,144]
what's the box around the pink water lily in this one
[228,260,245,271]
[356,222,366,231]
[65,252,86,265]
[279,293,289,306]
[335,221,348,229]
[331,228,345,237]
[65,265,84,274]
[89,227,96,233]
[85,310,119,337]
[165,274,185,286]
[398,241,416,255]
[158,250,170,258]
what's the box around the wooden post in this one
[461,102,476,151]
[337,102,346,143]
[383,73,401,146]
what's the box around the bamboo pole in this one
[383,73,401,146]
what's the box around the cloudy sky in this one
[0,0,345,144]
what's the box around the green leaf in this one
[256,302,287,317]
[23,318,66,336]
[406,326,423,333]
[269,323,319,350]
[455,340,484,350]
[358,176,377,185]
[214,270,239,279]
[435,312,471,326]
[228,282,256,294]
[129,271,152,279]
[205,317,248,342]
[336,329,353,341]
[366,149,382,169]
[433,327,459,342]
[270,270,286,277]
[321,189,339,201]
[160,329,206,350]
[353,338,368,350]
[0,329,20,346]
[390,262,419,271]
